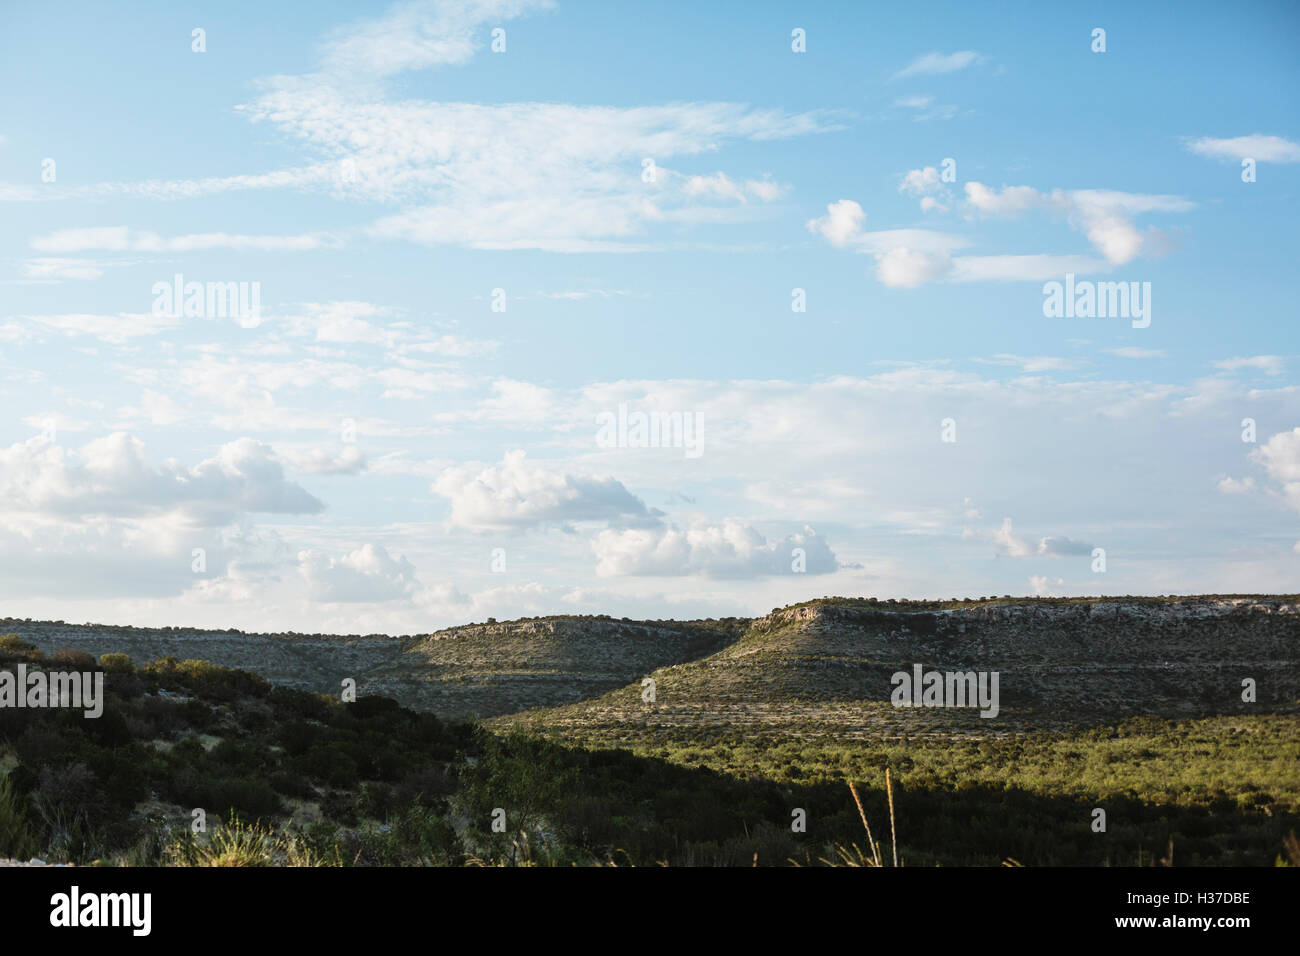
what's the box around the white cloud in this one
[876,247,953,287]
[984,354,1076,373]
[681,172,786,203]
[956,182,1196,265]
[532,289,635,301]
[431,449,653,531]
[809,199,1106,286]
[893,50,984,79]
[947,254,1105,282]
[1214,355,1284,375]
[989,518,1093,558]
[30,226,332,253]
[892,96,958,122]
[962,183,1193,265]
[900,165,943,196]
[963,182,1043,217]
[807,199,867,247]
[298,544,419,602]
[1217,476,1255,494]
[21,258,105,281]
[318,0,553,78]
[399,334,499,357]
[0,434,323,525]
[1186,134,1300,163]
[283,444,367,476]
[1251,428,1300,513]
[16,312,181,344]
[7,4,838,254]
[1029,575,1066,597]
[284,301,395,345]
[1107,347,1166,359]
[592,519,840,578]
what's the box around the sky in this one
[0,0,1297,634]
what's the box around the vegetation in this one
[1,613,1296,867]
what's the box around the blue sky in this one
[0,0,1297,633]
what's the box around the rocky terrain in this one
[5,595,1297,733]
[504,596,1300,739]
[1,614,741,719]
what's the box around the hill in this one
[502,596,1300,740]
[2,614,745,719]
[7,596,1298,730]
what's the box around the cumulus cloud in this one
[1217,476,1255,494]
[298,543,419,602]
[1029,574,1066,597]
[810,191,1126,286]
[1251,428,1300,513]
[0,434,323,525]
[807,201,972,286]
[431,449,654,531]
[899,166,948,210]
[807,199,867,247]
[990,518,1093,558]
[592,519,840,578]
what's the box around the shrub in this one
[0,634,38,655]
[48,649,97,670]
[0,774,38,860]
[165,815,337,867]
[99,653,135,674]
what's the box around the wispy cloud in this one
[1185,134,1300,163]
[893,50,985,80]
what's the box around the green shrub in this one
[0,633,37,654]
[99,653,135,674]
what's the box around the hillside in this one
[7,595,1298,731]
[502,596,1300,740]
[2,614,745,719]
[1,635,1296,867]
[2,597,1300,867]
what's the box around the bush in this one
[165,815,336,867]
[0,774,38,860]
[0,633,38,655]
[99,653,135,674]
[48,649,97,670]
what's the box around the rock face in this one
[5,597,1297,731]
